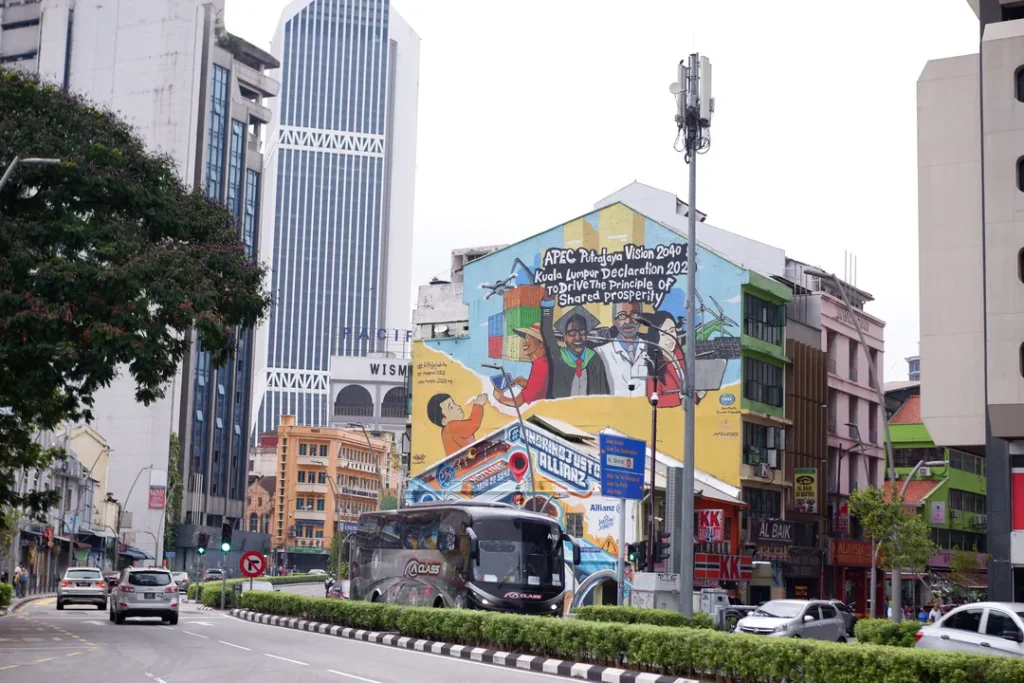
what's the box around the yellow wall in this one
[410,344,742,485]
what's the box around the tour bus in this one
[349,500,581,615]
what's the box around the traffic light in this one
[220,521,232,553]
[628,540,648,572]
[197,532,207,554]
[654,531,671,563]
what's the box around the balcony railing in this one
[294,482,326,494]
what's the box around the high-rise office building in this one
[917,0,1024,599]
[252,0,420,436]
[1,0,278,565]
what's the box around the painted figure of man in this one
[540,299,610,398]
[492,323,549,407]
[596,300,648,397]
[427,393,487,455]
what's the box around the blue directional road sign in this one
[599,434,647,500]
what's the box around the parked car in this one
[309,568,327,576]
[735,599,847,641]
[241,580,276,593]
[110,567,179,625]
[830,599,858,635]
[57,567,107,610]
[203,568,224,581]
[915,602,1024,657]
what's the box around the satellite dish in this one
[435,324,450,337]
[669,82,683,95]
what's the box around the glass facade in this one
[227,120,246,218]
[259,0,394,434]
[243,169,260,256]
[205,65,230,200]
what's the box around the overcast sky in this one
[226,0,979,381]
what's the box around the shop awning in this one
[118,546,154,561]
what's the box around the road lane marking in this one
[328,669,381,683]
[146,673,168,683]
[183,631,208,639]
[66,652,83,657]
[265,654,308,666]
[158,626,174,631]
[33,657,54,663]
[218,640,251,651]
[0,665,19,671]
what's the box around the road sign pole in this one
[617,497,626,606]
[220,551,227,610]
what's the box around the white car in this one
[915,602,1024,657]
[735,599,847,641]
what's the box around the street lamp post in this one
[118,465,154,559]
[0,156,61,191]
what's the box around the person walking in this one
[928,604,942,624]
[12,564,23,598]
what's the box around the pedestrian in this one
[12,564,23,598]
[918,606,928,623]
[928,603,941,623]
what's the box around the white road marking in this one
[265,654,308,666]
[328,669,381,683]
[183,631,208,639]
[145,673,168,683]
[218,640,251,651]
[82,621,104,626]
[189,621,213,626]
[158,626,174,631]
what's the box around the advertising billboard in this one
[411,203,748,485]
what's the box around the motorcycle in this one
[324,574,335,597]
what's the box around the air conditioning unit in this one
[757,463,770,479]
[973,516,985,526]
[951,510,960,518]
[918,467,931,477]
[767,449,779,468]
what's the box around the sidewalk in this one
[1,592,56,616]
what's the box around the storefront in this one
[830,538,882,617]
[750,518,794,602]
[785,546,823,599]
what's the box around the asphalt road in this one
[1,595,572,683]
[277,581,327,598]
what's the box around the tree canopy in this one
[0,68,269,514]
[849,486,936,572]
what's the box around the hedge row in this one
[572,605,714,630]
[186,573,322,600]
[854,619,923,647]
[237,592,1024,683]
[0,582,12,608]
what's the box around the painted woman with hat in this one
[491,322,549,407]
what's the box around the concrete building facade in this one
[917,0,1024,598]
[0,0,279,565]
[252,0,421,437]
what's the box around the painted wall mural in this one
[412,203,750,485]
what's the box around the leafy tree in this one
[379,492,398,511]
[164,433,183,552]
[0,507,18,561]
[849,486,936,573]
[0,68,269,514]
[949,545,987,592]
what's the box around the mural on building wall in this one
[411,203,749,485]
[406,421,636,591]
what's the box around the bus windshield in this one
[472,520,563,588]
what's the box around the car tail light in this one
[165,585,178,593]
[119,584,135,593]
[60,581,72,588]
[95,581,106,588]
[914,631,924,643]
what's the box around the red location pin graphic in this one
[508,451,529,483]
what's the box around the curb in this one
[231,608,700,683]
[2,593,56,617]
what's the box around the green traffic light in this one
[197,547,205,554]
[221,542,230,552]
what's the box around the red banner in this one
[694,553,753,581]
[148,487,166,509]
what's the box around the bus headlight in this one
[550,604,559,610]
[481,599,490,606]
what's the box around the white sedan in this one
[915,602,1024,657]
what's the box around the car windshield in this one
[753,601,804,618]
[128,571,172,586]
[244,580,273,591]
[472,520,563,588]
[65,569,102,580]
[172,573,188,581]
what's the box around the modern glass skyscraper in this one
[253,0,419,435]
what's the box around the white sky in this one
[226,0,980,380]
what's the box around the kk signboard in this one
[696,510,724,543]
[794,467,817,513]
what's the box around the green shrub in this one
[186,573,322,600]
[236,592,1024,683]
[572,605,714,629]
[854,618,922,647]
[0,582,13,608]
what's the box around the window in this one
[128,571,171,587]
[295,498,303,510]
[1017,68,1024,102]
[227,120,245,217]
[334,385,374,416]
[943,608,983,633]
[320,445,328,458]
[316,499,325,511]
[743,423,769,465]
[950,489,986,515]
[382,387,409,419]
[803,606,821,621]
[243,169,260,257]
[894,447,945,469]
[820,604,837,620]
[985,610,1022,638]
[297,471,305,483]
[565,513,585,537]
[318,471,326,484]
[848,453,859,491]
[743,294,784,346]
[742,487,781,520]
[299,444,307,456]
[743,358,783,407]
[249,513,258,532]
[205,65,230,200]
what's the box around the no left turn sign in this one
[240,550,266,578]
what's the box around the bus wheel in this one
[370,592,380,603]
[433,597,445,609]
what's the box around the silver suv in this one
[57,567,107,610]
[109,567,179,625]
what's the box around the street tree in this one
[949,545,987,595]
[849,486,936,574]
[0,68,269,515]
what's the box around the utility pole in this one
[671,53,713,616]
[647,393,659,570]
